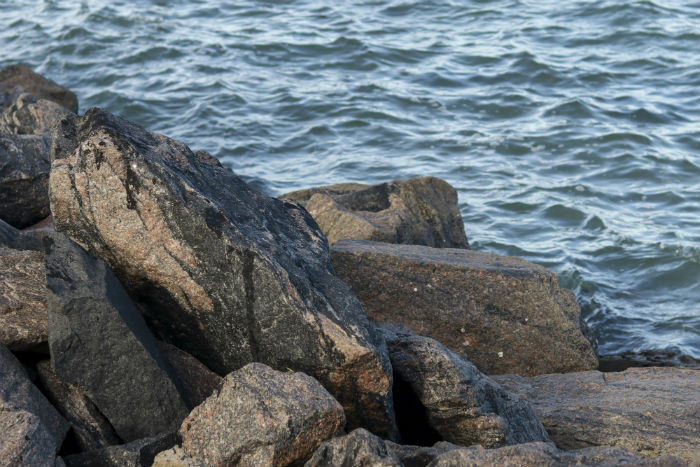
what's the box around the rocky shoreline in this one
[1,65,698,467]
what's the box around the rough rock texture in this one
[426,442,686,467]
[331,240,597,376]
[63,432,177,467]
[282,177,469,248]
[179,363,345,467]
[0,410,58,467]
[0,247,48,351]
[0,92,73,135]
[0,64,78,113]
[157,341,222,407]
[1,218,44,250]
[385,441,460,467]
[152,446,200,467]
[49,108,396,437]
[0,132,51,228]
[44,233,191,442]
[35,360,121,452]
[493,367,700,463]
[380,325,548,448]
[305,429,402,467]
[0,343,69,446]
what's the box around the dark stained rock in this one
[0,132,51,228]
[1,218,44,251]
[0,64,78,113]
[379,324,549,449]
[493,367,700,464]
[23,215,55,233]
[385,441,460,467]
[0,343,69,449]
[63,432,177,467]
[0,247,48,351]
[426,442,686,467]
[179,363,345,467]
[0,92,73,135]
[282,177,469,248]
[304,428,402,467]
[0,410,58,467]
[331,240,598,376]
[35,360,121,452]
[44,233,191,442]
[193,149,222,167]
[598,348,700,372]
[48,108,397,438]
[156,341,222,407]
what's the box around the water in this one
[1,0,698,360]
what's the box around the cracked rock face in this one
[48,108,397,438]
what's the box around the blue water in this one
[1,0,698,359]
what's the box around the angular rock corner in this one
[281,177,469,248]
[48,107,398,439]
[331,240,598,376]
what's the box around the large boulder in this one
[0,133,51,228]
[0,410,59,467]
[0,247,48,351]
[44,233,191,442]
[331,240,598,376]
[304,428,402,467]
[0,64,78,113]
[178,363,345,467]
[379,325,549,448]
[0,92,73,135]
[282,177,469,248]
[48,108,397,437]
[493,367,700,464]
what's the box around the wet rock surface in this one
[48,107,396,437]
[0,64,78,113]
[493,367,700,464]
[179,363,345,467]
[331,240,598,376]
[44,233,191,442]
[380,324,549,448]
[304,428,403,467]
[282,177,469,248]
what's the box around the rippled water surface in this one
[2,0,698,359]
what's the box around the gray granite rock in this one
[49,108,397,438]
[0,64,78,113]
[45,233,191,442]
[385,441,460,467]
[63,432,177,467]
[331,240,597,376]
[304,428,402,467]
[0,92,73,135]
[156,341,222,407]
[0,410,58,467]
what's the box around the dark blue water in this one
[1,0,698,359]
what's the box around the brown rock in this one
[0,410,58,467]
[304,428,402,467]
[0,64,78,113]
[493,367,700,464]
[282,177,469,248]
[331,240,598,376]
[179,363,345,467]
[156,341,222,407]
[0,247,48,352]
[0,92,73,135]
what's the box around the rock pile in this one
[0,65,694,467]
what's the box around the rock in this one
[0,64,78,113]
[385,441,460,467]
[0,133,51,228]
[24,215,55,233]
[156,341,222,407]
[0,343,69,448]
[493,367,700,464]
[152,446,199,467]
[304,428,402,467]
[331,240,598,376]
[0,410,58,467]
[193,149,222,167]
[0,92,73,135]
[426,442,686,467]
[379,324,549,448]
[179,363,345,467]
[0,247,48,352]
[49,108,397,438]
[63,432,177,467]
[44,233,191,442]
[1,218,44,250]
[35,360,122,452]
[282,177,469,248]
[598,349,700,372]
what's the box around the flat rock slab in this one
[49,107,396,437]
[493,367,700,464]
[179,363,345,467]
[0,410,59,467]
[0,64,78,113]
[304,428,402,467]
[1,92,73,135]
[331,240,597,376]
[0,132,51,228]
[45,233,191,442]
[0,247,48,351]
[380,325,549,448]
[282,177,469,248]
